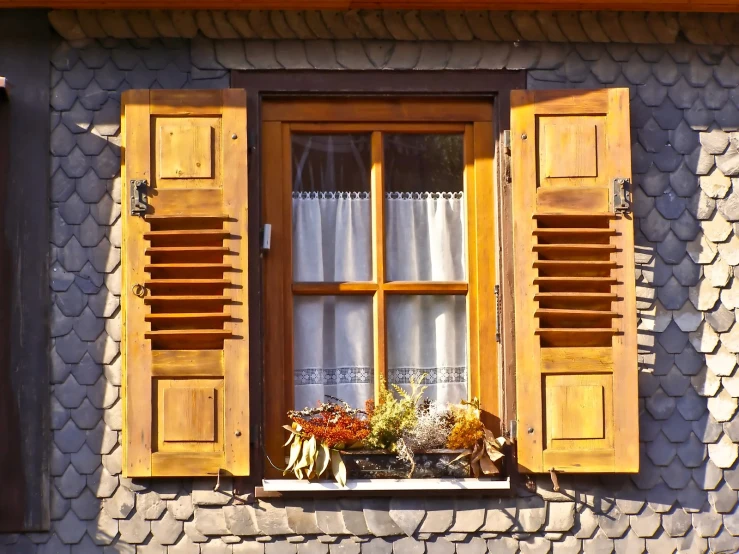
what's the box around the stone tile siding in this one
[3,11,739,553]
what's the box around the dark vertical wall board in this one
[0,9,51,532]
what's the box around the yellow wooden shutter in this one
[121,90,249,477]
[511,89,638,473]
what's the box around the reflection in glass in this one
[384,134,466,282]
[293,296,374,411]
[292,134,372,282]
[387,295,467,404]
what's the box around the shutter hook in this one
[550,468,560,492]
[132,284,147,298]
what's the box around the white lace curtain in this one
[292,192,468,410]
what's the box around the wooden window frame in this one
[232,71,526,491]
[262,100,496,481]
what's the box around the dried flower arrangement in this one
[281,376,506,486]
[282,398,370,486]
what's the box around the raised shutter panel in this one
[511,89,638,473]
[122,90,249,477]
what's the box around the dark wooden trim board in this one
[0,9,51,532]
[231,70,525,494]
[9,1,739,12]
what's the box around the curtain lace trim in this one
[292,191,463,200]
[295,366,467,385]
[388,367,467,385]
[296,367,374,385]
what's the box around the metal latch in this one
[260,224,272,251]
[509,420,517,441]
[130,179,148,216]
[612,177,631,214]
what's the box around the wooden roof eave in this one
[1,0,739,12]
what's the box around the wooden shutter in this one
[121,90,249,477]
[511,89,638,473]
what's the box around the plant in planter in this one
[364,374,428,452]
[281,376,507,485]
[283,398,370,486]
[447,398,506,477]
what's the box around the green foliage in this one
[365,375,427,452]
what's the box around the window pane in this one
[386,295,467,405]
[293,296,374,410]
[384,134,466,282]
[292,134,372,282]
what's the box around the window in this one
[261,99,498,478]
[120,83,639,481]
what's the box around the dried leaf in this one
[471,457,481,478]
[295,439,312,471]
[306,436,317,474]
[283,433,295,448]
[286,437,302,471]
[487,448,505,463]
[331,450,347,487]
[471,443,485,465]
[484,439,504,462]
[283,424,299,435]
[316,444,330,477]
[449,449,473,465]
[479,452,499,475]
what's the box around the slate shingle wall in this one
[3,16,739,553]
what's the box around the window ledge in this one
[262,477,511,493]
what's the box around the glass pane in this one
[384,134,466,282]
[386,295,467,405]
[293,295,374,411]
[292,134,372,282]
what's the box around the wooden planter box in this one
[340,449,472,479]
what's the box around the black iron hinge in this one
[503,130,512,185]
[612,177,631,214]
[494,284,502,343]
[130,179,148,216]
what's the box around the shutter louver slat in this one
[511,89,638,474]
[122,89,249,477]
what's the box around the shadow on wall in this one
[633,187,714,513]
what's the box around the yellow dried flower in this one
[446,403,485,450]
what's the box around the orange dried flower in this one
[288,400,370,448]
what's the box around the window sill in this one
[260,477,511,495]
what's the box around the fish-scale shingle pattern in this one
[14,24,739,554]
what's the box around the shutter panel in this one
[511,89,638,473]
[121,90,249,477]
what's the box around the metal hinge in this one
[509,420,517,441]
[503,130,512,184]
[612,177,631,214]
[494,284,502,343]
[130,179,148,216]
